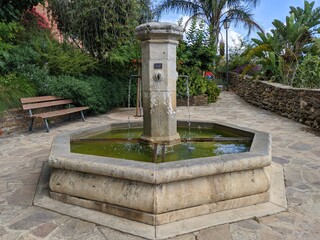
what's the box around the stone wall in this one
[0,108,78,136]
[230,72,320,131]
[0,109,30,136]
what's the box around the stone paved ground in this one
[0,91,319,240]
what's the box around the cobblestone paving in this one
[0,92,319,239]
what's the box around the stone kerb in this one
[230,72,320,131]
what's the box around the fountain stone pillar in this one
[136,22,183,144]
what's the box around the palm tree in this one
[154,0,263,44]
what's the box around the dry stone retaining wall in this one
[0,109,30,136]
[0,108,78,136]
[230,73,320,131]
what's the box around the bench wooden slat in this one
[21,95,89,132]
[22,99,73,110]
[21,96,63,104]
[33,106,89,119]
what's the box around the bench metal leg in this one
[29,118,35,131]
[80,111,85,121]
[44,119,50,132]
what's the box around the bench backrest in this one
[21,96,63,104]
[21,96,73,111]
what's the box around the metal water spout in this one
[135,22,184,144]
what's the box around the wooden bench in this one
[21,96,89,132]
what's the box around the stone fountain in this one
[34,22,287,240]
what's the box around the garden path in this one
[0,91,319,240]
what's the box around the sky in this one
[157,0,316,46]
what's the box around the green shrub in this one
[0,42,13,72]
[0,0,43,22]
[177,19,217,72]
[176,19,220,101]
[82,75,128,113]
[189,74,207,97]
[294,55,320,88]
[30,34,99,76]
[37,75,128,114]
[0,22,23,42]
[0,19,132,115]
[40,75,100,113]
[177,69,221,103]
[5,46,41,72]
[0,73,36,112]
[0,22,24,73]
[206,81,221,103]
[15,64,50,91]
[177,70,207,97]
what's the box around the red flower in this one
[132,59,142,64]
[24,7,50,30]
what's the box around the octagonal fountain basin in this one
[48,120,276,227]
[70,121,253,163]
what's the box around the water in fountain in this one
[71,126,252,163]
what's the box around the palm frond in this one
[245,43,272,61]
[154,0,201,20]
[153,0,262,41]
[182,12,208,31]
[227,0,260,9]
[227,6,264,36]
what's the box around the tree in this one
[138,0,154,23]
[0,0,43,22]
[47,0,151,63]
[176,18,220,101]
[178,18,217,72]
[154,0,263,44]
[247,0,320,85]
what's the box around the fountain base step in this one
[50,191,269,225]
[34,162,287,240]
[48,166,271,224]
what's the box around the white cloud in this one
[221,29,243,48]
[230,30,242,46]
